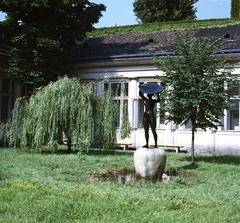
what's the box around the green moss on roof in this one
[87,18,240,38]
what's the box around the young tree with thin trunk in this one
[153,33,238,164]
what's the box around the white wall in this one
[74,60,240,155]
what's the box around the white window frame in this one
[103,80,129,128]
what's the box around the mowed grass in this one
[0,147,239,223]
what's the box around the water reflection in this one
[89,172,173,184]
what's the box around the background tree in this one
[133,0,198,23]
[0,77,130,153]
[153,33,238,165]
[0,21,12,41]
[231,0,240,18]
[0,0,106,87]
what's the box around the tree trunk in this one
[191,127,195,165]
[67,137,71,153]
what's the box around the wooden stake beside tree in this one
[153,33,238,165]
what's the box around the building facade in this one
[1,22,240,154]
[73,24,240,155]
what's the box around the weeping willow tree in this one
[0,76,129,153]
[120,103,132,140]
[93,92,118,150]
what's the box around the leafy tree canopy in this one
[231,0,240,18]
[0,77,131,153]
[153,33,238,164]
[0,0,106,86]
[133,0,199,23]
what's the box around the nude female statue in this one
[139,91,160,148]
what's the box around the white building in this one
[1,22,240,155]
[73,23,240,155]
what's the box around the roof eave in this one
[73,50,240,68]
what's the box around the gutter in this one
[72,49,240,64]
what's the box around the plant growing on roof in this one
[0,76,121,153]
[153,32,238,165]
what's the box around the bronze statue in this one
[139,83,163,148]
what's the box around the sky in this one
[0,0,231,28]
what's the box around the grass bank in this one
[0,148,239,222]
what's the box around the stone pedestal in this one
[134,147,167,179]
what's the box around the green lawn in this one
[0,148,239,222]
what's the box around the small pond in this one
[89,169,192,184]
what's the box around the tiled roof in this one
[73,24,240,62]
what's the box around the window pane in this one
[138,99,144,128]
[229,84,239,96]
[123,99,129,122]
[1,96,9,121]
[139,82,144,88]
[230,110,239,130]
[114,100,120,127]
[22,84,27,96]
[2,79,10,93]
[27,84,34,96]
[111,83,121,97]
[104,83,108,93]
[12,80,16,94]
[185,120,192,129]
[124,83,128,96]
[11,97,15,111]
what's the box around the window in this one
[138,98,144,128]
[0,78,16,122]
[0,77,34,122]
[104,81,129,128]
[227,99,240,130]
[220,80,240,130]
[225,81,240,130]
[185,120,192,129]
[22,84,34,97]
[231,110,239,130]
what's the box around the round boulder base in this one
[134,147,167,179]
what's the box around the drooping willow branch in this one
[0,76,131,152]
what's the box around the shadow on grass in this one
[19,146,134,156]
[180,154,240,166]
[180,163,199,170]
[81,149,134,156]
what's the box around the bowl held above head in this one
[139,83,163,94]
